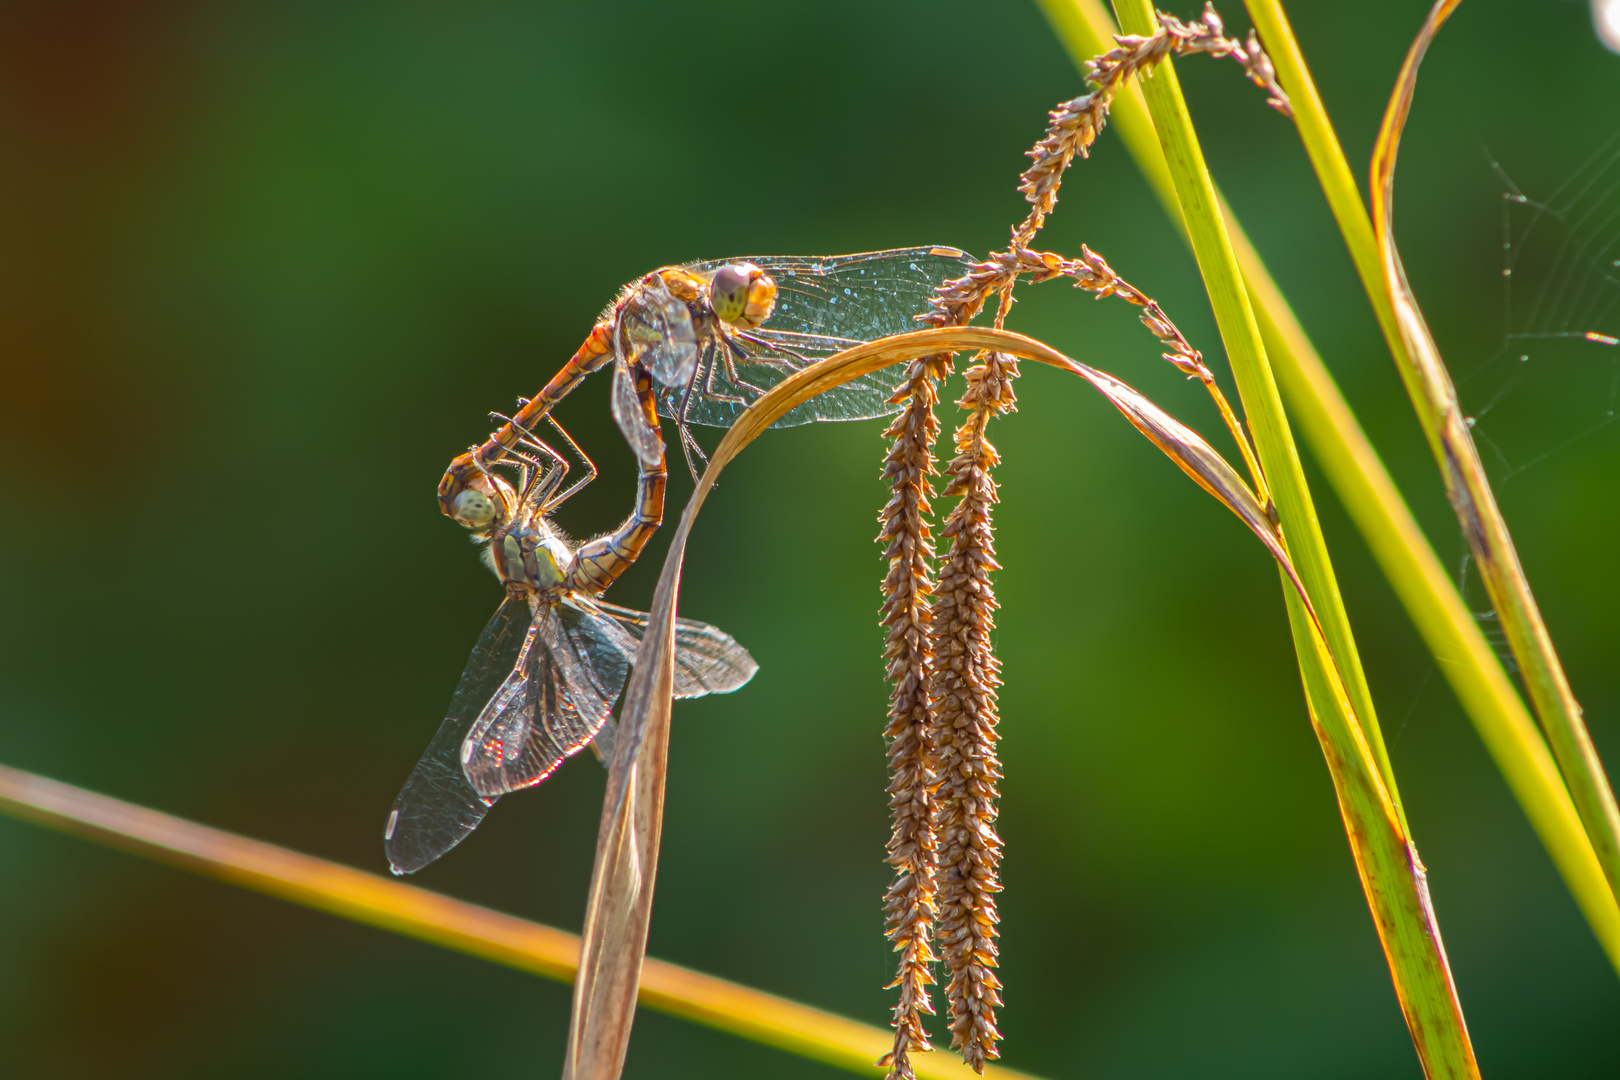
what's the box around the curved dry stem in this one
[576,324,1332,1079]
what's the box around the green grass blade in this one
[1106,0,1479,1071]
[1243,0,1620,953]
[1036,0,1620,973]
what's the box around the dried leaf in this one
[570,325,1322,1079]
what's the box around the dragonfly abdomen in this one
[569,364,666,596]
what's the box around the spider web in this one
[1462,128,1620,485]
[1446,129,1620,672]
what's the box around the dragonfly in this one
[438,245,974,522]
[386,367,757,875]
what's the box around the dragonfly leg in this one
[488,409,569,496]
[731,327,808,370]
[438,319,617,520]
[537,415,598,512]
[676,420,710,484]
[673,346,722,483]
[716,334,768,398]
[700,338,753,405]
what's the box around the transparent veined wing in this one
[460,600,638,798]
[662,246,974,429]
[618,273,698,387]
[591,598,759,697]
[610,359,664,468]
[384,595,528,875]
[552,599,639,714]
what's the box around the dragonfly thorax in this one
[489,518,570,595]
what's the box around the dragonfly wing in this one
[384,596,528,875]
[619,276,698,388]
[462,601,631,797]
[664,246,975,429]
[670,617,760,695]
[555,598,639,715]
[590,598,759,698]
[610,359,665,468]
[459,627,543,799]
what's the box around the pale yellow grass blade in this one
[0,762,1037,1080]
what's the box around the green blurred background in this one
[2,1,1617,1076]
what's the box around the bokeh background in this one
[2,1,1618,1076]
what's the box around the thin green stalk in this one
[1248,0,1620,929]
[1036,0,1620,973]
[1109,1,1477,1072]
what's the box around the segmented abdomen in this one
[566,363,666,596]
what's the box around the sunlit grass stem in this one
[0,764,1037,1080]
[1036,0,1620,973]
[1108,0,1477,1072]
[1242,0,1620,950]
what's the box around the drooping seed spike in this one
[876,352,953,1080]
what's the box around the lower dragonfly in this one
[385,366,757,875]
[439,245,974,522]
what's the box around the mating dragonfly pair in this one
[385,245,973,876]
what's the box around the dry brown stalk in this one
[1015,2,1290,247]
[924,245,1268,506]
[870,9,1285,1067]
[875,353,953,1080]
[926,348,1017,1073]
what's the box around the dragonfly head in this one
[451,487,498,529]
[707,262,776,330]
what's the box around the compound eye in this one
[709,264,754,324]
[452,488,497,528]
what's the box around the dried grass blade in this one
[564,550,678,1080]
[571,324,1342,1078]
[568,329,1010,1080]
[0,763,1041,1080]
[1366,0,1620,907]
[1063,354,1311,615]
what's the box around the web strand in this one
[1465,131,1620,485]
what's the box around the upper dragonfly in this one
[439,245,974,521]
[385,368,756,875]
